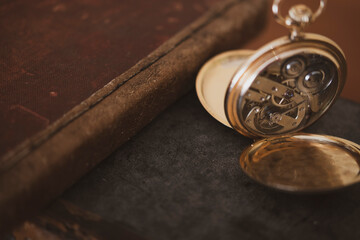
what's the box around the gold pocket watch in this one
[196,0,360,192]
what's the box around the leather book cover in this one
[0,0,266,234]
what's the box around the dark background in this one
[245,0,360,103]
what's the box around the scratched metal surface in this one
[63,91,360,240]
[0,0,217,157]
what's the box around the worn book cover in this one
[0,0,266,234]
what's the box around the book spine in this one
[0,0,266,233]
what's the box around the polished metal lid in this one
[240,133,360,192]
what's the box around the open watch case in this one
[196,0,360,192]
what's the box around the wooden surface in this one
[0,0,267,235]
[244,0,360,103]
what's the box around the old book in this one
[0,0,266,233]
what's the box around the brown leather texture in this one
[0,0,266,234]
[0,0,222,158]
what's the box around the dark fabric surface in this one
[63,90,360,240]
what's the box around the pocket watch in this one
[196,0,360,192]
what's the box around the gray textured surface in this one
[64,91,360,240]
